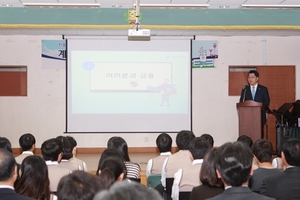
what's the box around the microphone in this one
[242,84,247,102]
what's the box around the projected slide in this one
[89,62,172,91]
[67,39,191,132]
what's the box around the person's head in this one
[0,148,17,184]
[57,171,104,200]
[189,137,211,160]
[215,142,253,187]
[237,135,253,148]
[200,148,223,188]
[93,181,163,200]
[156,133,172,153]
[56,136,73,160]
[247,70,259,86]
[15,155,51,200]
[277,135,291,157]
[200,133,214,147]
[107,137,130,161]
[252,139,273,163]
[41,138,63,162]
[66,136,77,155]
[0,137,12,152]
[97,157,125,189]
[176,130,195,150]
[281,138,300,167]
[96,148,126,177]
[19,133,36,152]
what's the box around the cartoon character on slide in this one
[147,79,177,106]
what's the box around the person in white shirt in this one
[0,148,35,200]
[41,138,70,192]
[66,136,88,172]
[15,133,36,164]
[171,137,211,200]
[146,133,172,178]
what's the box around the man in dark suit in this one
[239,70,270,124]
[206,142,274,200]
[260,138,300,200]
[0,148,34,200]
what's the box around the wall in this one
[0,35,299,148]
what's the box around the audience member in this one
[107,137,140,179]
[249,139,281,193]
[189,148,224,200]
[200,133,214,147]
[237,135,253,148]
[272,135,291,170]
[237,135,258,169]
[41,138,70,192]
[15,133,36,164]
[97,157,125,189]
[66,136,88,172]
[0,137,21,184]
[15,155,54,200]
[93,181,163,200]
[0,148,34,200]
[161,130,195,187]
[260,138,300,200]
[57,170,104,200]
[172,137,211,200]
[56,136,80,171]
[206,142,274,200]
[146,133,172,177]
[0,137,13,152]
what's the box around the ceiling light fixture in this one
[241,4,300,9]
[22,3,100,8]
[133,4,209,9]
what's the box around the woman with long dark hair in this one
[107,137,140,179]
[15,155,53,200]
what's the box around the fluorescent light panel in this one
[133,4,209,8]
[23,3,100,8]
[242,4,300,9]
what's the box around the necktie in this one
[251,86,255,99]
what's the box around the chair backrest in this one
[165,178,174,196]
[128,178,141,183]
[179,192,191,200]
[147,174,162,188]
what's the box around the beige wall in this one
[0,35,299,148]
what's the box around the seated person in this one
[0,148,35,200]
[237,135,258,170]
[200,133,214,147]
[56,136,80,171]
[57,171,105,200]
[93,181,163,200]
[161,130,195,187]
[107,137,140,179]
[15,133,36,164]
[206,142,274,200]
[189,148,224,200]
[146,133,172,177]
[66,136,88,172]
[15,155,55,200]
[272,135,291,170]
[261,138,300,200]
[249,139,281,193]
[41,138,70,192]
[171,137,211,200]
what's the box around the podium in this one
[236,100,263,142]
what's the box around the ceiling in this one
[1,0,300,9]
[1,0,300,36]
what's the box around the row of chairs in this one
[147,175,190,200]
